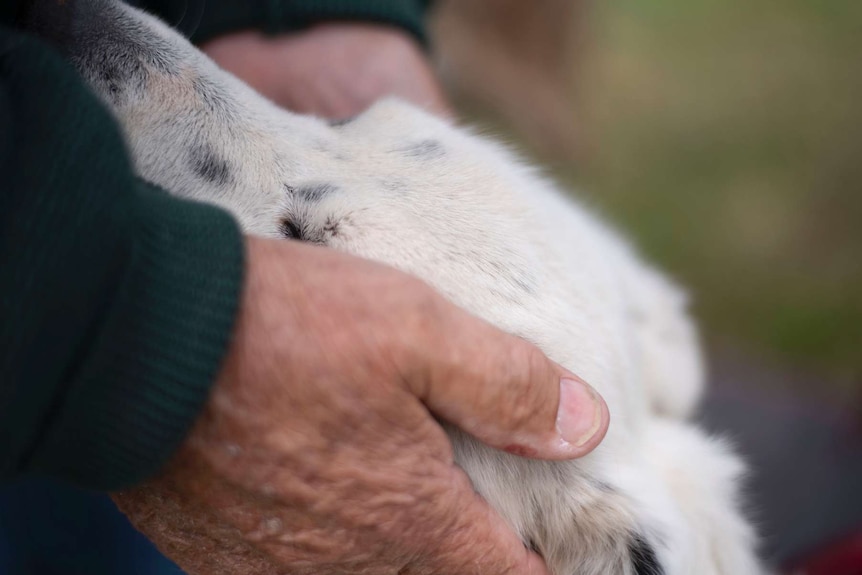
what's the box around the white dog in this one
[30,1,762,573]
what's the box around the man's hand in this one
[202,24,452,120]
[113,237,608,575]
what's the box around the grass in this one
[567,0,862,389]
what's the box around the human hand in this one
[112,236,608,575]
[202,24,452,120]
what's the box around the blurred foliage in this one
[570,0,862,387]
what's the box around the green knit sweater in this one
[0,0,428,491]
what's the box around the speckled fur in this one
[60,2,761,573]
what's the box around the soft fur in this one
[32,1,762,573]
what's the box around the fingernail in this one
[556,378,603,447]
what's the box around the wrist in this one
[203,23,451,119]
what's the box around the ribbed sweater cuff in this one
[27,183,245,491]
[187,0,429,46]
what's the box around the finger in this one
[407,303,609,460]
[406,465,551,575]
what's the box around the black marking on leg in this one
[630,534,664,575]
[280,218,303,241]
[295,183,338,202]
[191,144,232,186]
[323,216,340,237]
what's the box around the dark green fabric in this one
[0,26,244,490]
[0,0,432,491]
[137,0,431,46]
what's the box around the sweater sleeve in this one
[135,0,432,47]
[0,29,245,491]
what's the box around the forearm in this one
[0,28,244,490]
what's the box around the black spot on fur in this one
[280,219,303,240]
[323,217,341,237]
[296,183,338,202]
[191,144,232,186]
[397,140,445,159]
[280,218,327,244]
[630,534,664,575]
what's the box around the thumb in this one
[406,301,610,460]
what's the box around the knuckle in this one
[388,278,449,390]
[500,342,553,427]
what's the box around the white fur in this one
[65,2,762,573]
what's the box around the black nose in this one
[280,218,305,241]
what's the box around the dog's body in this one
[31,1,762,573]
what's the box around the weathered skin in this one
[115,237,580,575]
[26,0,763,573]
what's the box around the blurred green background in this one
[564,0,862,401]
[438,0,860,402]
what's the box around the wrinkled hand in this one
[202,24,452,120]
[113,237,608,575]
